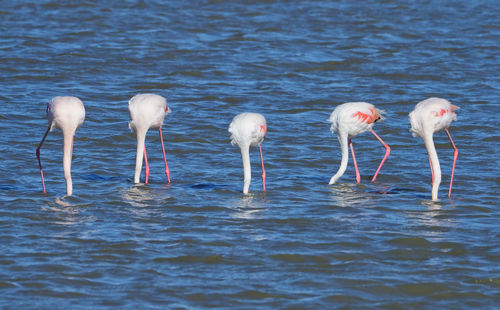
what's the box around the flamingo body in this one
[329,102,380,138]
[409,98,458,137]
[229,112,267,194]
[128,93,171,184]
[47,96,86,133]
[36,96,85,196]
[328,102,390,184]
[409,97,459,201]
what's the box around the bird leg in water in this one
[349,139,361,184]
[259,144,266,191]
[144,146,149,184]
[159,127,170,184]
[36,125,51,193]
[370,129,391,182]
[445,128,458,198]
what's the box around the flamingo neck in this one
[240,143,251,194]
[134,128,147,184]
[329,132,349,184]
[424,132,441,201]
[63,130,74,196]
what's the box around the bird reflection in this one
[229,193,269,220]
[122,184,156,208]
[42,198,75,211]
[328,183,376,208]
[122,184,174,210]
[402,200,457,239]
[41,196,89,227]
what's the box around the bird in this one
[409,97,459,201]
[229,112,267,194]
[328,102,391,185]
[36,96,85,196]
[128,93,171,184]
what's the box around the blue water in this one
[1,1,499,308]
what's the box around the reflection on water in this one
[122,184,155,208]
[406,200,457,238]
[54,196,72,208]
[421,199,446,210]
[228,193,269,220]
[40,197,88,227]
[228,194,269,242]
[328,183,377,208]
[42,195,77,211]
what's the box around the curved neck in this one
[329,132,348,184]
[63,130,74,196]
[424,132,441,201]
[134,129,147,184]
[240,143,251,194]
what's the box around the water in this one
[1,0,499,308]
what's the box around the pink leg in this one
[144,146,149,184]
[159,128,170,184]
[349,139,361,184]
[259,144,266,192]
[36,126,51,193]
[370,129,391,182]
[445,128,458,198]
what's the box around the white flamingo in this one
[229,112,267,194]
[128,93,171,184]
[36,96,85,196]
[328,102,391,184]
[409,97,459,201]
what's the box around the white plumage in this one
[409,97,459,201]
[328,102,390,185]
[229,112,266,147]
[329,102,381,137]
[36,96,85,196]
[409,97,458,138]
[47,96,86,133]
[229,112,267,194]
[128,93,171,184]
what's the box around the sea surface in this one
[1,0,499,308]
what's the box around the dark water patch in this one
[464,277,500,289]
[387,237,432,247]
[154,254,226,264]
[270,253,330,264]
[322,294,368,305]
[365,187,416,195]
[189,183,228,190]
[0,282,17,289]
[80,174,119,181]
[23,288,89,299]
[397,282,463,298]
[0,185,16,191]
[229,289,286,300]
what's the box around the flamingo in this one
[36,96,85,196]
[409,97,459,201]
[229,112,267,194]
[328,102,391,185]
[128,93,171,184]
